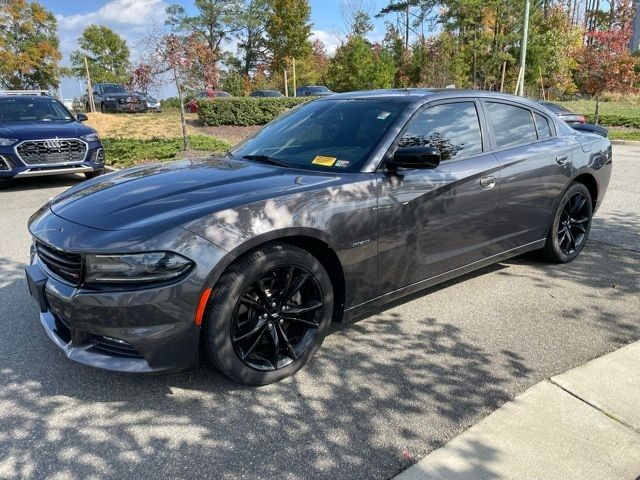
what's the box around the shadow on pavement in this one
[0,214,638,479]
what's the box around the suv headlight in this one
[81,133,100,142]
[0,138,18,146]
[84,252,193,284]
[105,97,116,101]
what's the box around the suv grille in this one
[16,139,87,165]
[35,241,82,284]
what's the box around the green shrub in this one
[160,97,182,109]
[103,135,230,168]
[197,97,311,126]
[583,114,640,129]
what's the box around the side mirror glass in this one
[77,113,88,122]
[390,146,441,169]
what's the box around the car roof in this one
[322,88,552,110]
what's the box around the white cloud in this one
[56,0,167,31]
[310,29,343,56]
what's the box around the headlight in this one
[81,133,100,142]
[84,252,193,284]
[105,97,116,101]
[0,138,18,146]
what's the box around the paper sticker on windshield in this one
[312,155,337,166]
[334,160,350,168]
[377,111,391,120]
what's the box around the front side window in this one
[399,101,483,162]
[485,102,537,149]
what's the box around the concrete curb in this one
[394,341,640,480]
[610,139,640,145]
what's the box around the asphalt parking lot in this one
[1,145,638,480]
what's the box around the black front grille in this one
[17,139,87,165]
[88,334,143,358]
[35,241,82,284]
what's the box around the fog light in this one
[94,148,105,164]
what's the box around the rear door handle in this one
[479,175,497,190]
[556,154,569,165]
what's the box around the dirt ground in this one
[85,110,261,147]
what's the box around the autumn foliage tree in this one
[0,0,62,90]
[574,1,638,123]
[161,34,219,150]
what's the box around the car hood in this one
[49,156,343,231]
[0,121,94,140]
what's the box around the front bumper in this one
[103,100,146,112]
[0,141,105,179]
[26,212,227,373]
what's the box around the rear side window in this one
[485,102,537,149]
[534,112,552,139]
[400,101,483,161]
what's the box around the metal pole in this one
[517,0,530,96]
[284,69,288,97]
[292,58,297,97]
[84,56,96,112]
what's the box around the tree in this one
[574,1,637,123]
[266,0,313,76]
[327,35,395,91]
[166,0,242,63]
[127,64,155,94]
[71,25,131,84]
[234,0,271,77]
[0,0,61,90]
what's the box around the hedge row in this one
[197,97,311,126]
[102,135,230,168]
[583,113,640,129]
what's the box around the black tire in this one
[100,102,107,114]
[204,243,334,385]
[84,169,104,180]
[542,182,593,263]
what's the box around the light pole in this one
[517,0,530,97]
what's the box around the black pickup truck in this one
[86,84,147,113]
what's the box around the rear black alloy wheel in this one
[557,192,590,255]
[205,244,333,385]
[543,182,593,263]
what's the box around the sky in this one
[42,0,392,99]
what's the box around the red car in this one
[187,90,231,113]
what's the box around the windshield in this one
[0,97,74,123]
[231,98,409,172]
[102,84,127,94]
[308,86,330,93]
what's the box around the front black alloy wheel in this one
[205,243,333,385]
[543,182,593,263]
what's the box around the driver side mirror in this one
[389,146,441,169]
[77,113,88,123]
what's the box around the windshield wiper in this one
[242,154,291,168]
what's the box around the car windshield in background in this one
[308,86,330,93]
[231,99,409,172]
[0,97,74,123]
[102,84,127,94]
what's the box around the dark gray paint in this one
[26,89,613,373]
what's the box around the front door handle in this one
[479,175,497,190]
[556,154,569,165]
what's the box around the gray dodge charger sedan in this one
[26,89,612,385]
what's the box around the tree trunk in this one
[175,73,189,151]
[594,94,600,125]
